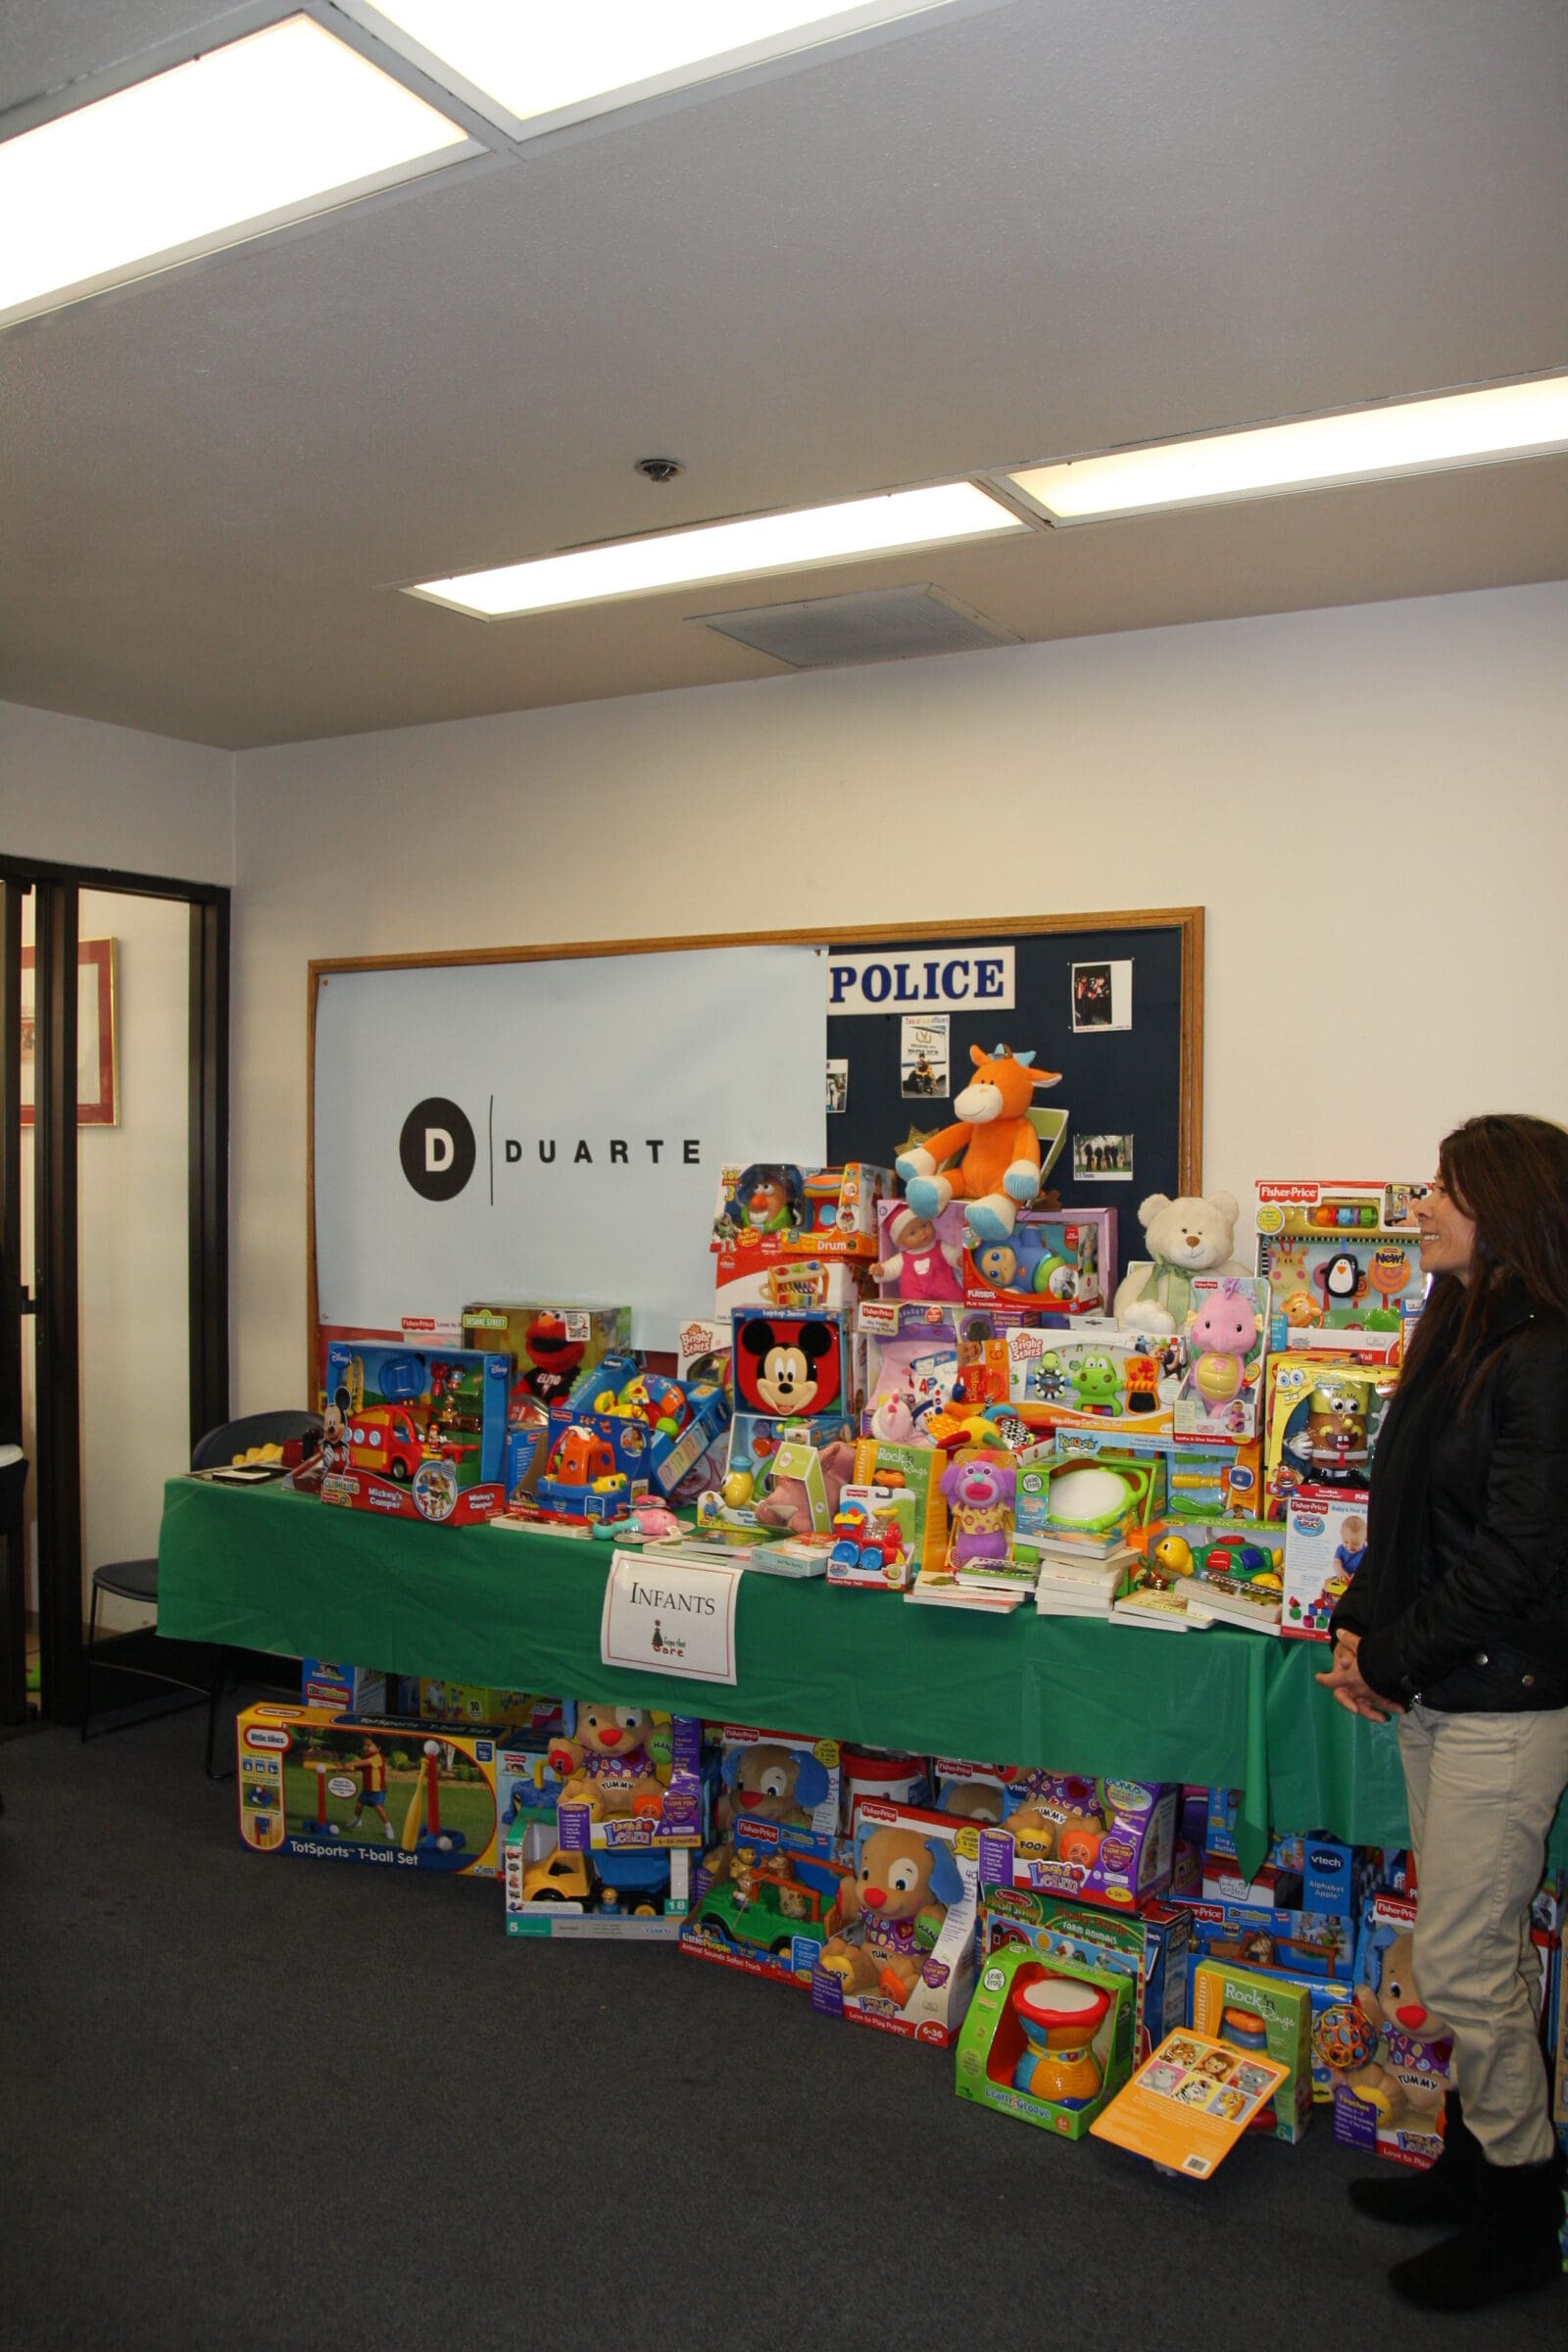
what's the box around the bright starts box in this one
[1190,1957,1314,2143]
[956,1946,1135,2139]
[981,1890,1192,2064]
[320,1339,512,1526]
[810,1802,980,2045]
[1283,1485,1370,1640]
[1005,1326,1181,1436]
[236,1704,502,1875]
[979,1774,1178,1909]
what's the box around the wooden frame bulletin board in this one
[307,907,1201,1377]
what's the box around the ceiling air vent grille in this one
[691,583,1018,668]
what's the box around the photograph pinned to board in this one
[900,1013,949,1098]
[826,1058,849,1115]
[1071,958,1133,1033]
[1074,1132,1133,1183]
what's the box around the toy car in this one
[520,1847,593,1903]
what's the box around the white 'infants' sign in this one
[601,1551,741,1683]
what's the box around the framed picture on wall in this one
[20,938,119,1126]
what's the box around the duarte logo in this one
[400,1098,476,1202]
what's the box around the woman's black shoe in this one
[1388,2149,1565,2312]
[1348,2091,1478,2225]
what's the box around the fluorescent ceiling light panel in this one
[357,1,955,136]
[0,16,475,329]
[1005,375,1568,523]
[409,483,1025,618]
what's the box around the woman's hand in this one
[1315,1629,1402,1724]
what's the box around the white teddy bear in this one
[1112,1190,1250,1334]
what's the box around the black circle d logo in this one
[399,1098,476,1202]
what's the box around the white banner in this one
[826,944,1015,1015]
[314,945,827,1348]
[601,1551,741,1683]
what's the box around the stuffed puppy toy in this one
[818,1822,965,2007]
[1111,1190,1249,1334]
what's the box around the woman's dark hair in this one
[1400,1113,1568,1402]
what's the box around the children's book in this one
[1090,2031,1290,2180]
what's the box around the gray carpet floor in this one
[1,1696,1562,2352]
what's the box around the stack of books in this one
[1173,1573,1282,1634]
[1109,1583,1200,1633]
[906,1572,1027,1613]
[1031,1547,1134,1618]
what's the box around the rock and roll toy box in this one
[713,1246,874,1316]
[979,1775,1178,1910]
[956,1946,1135,2140]
[710,1162,894,1259]
[809,1801,980,2046]
[980,1890,1192,2064]
[1251,1182,1425,1360]
[320,1339,512,1526]
[1190,1958,1314,2143]
[236,1704,503,1875]
[1087,2028,1291,2180]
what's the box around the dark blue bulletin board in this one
[824,911,1203,1295]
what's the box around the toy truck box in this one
[505,1816,693,1939]
[961,1206,1116,1318]
[1005,1326,1183,1437]
[320,1339,512,1526]
[710,1162,894,1258]
[682,1821,847,1989]
[956,1946,1136,2140]
[1282,1484,1371,1639]
[979,1775,1178,1910]
[1190,1958,1315,2143]
[1180,1901,1355,1982]
[981,1890,1192,2064]
[236,1704,504,1875]
[1330,1890,1453,2167]
[809,1802,980,2045]
[1252,1182,1425,1360]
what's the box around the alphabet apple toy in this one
[897,1042,1060,1245]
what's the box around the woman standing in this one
[1318,1113,1568,2313]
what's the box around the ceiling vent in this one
[691,583,1019,669]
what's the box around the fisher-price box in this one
[236,1704,503,1875]
[1173,1274,1269,1444]
[979,1774,1178,1909]
[1330,1890,1452,2167]
[981,1890,1192,2063]
[810,1802,980,2045]
[1283,1485,1370,1639]
[505,1816,693,1938]
[1190,1958,1314,2143]
[1252,1182,1426,1359]
[858,1297,960,1435]
[320,1339,512,1526]
[549,1703,709,1851]
[933,1758,1012,1826]
[682,1728,845,1987]
[956,1946,1136,2139]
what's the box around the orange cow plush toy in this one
[897,1042,1059,1244]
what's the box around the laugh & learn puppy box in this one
[956,1945,1135,2139]
[809,1802,979,2045]
[320,1340,512,1525]
[236,1704,502,1875]
[979,1773,1178,1909]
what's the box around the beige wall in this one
[0,699,233,884]
[231,579,1568,1410]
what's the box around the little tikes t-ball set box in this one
[236,1704,503,1875]
[1252,1182,1426,1360]
[956,1945,1136,2140]
[1190,1957,1314,2144]
[979,1774,1178,1910]
[809,1801,979,2046]
[980,1891,1192,2064]
[320,1340,512,1525]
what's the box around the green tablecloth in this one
[159,1477,1494,1881]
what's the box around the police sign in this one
[827,946,1015,1015]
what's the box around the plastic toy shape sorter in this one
[1004,1327,1184,1437]
[1282,1485,1371,1639]
[979,1775,1178,1909]
[319,1340,512,1526]
[1251,1183,1426,1359]
[236,1705,505,1874]
[956,1947,1136,2139]
[811,1804,980,2044]
[1263,1355,1398,1517]
[960,1207,1116,1318]
[979,1892,1192,2066]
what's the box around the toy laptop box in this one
[236,1704,502,1875]
[320,1340,511,1525]
[809,1802,980,2046]
[710,1162,894,1258]
[549,1702,708,1850]
[1190,1957,1314,2143]
[461,1302,630,1415]
[1263,1353,1398,1518]
[505,1816,693,1939]
[1252,1182,1425,1359]
[1328,1890,1452,2167]
[979,1774,1178,1909]
[961,1207,1116,1318]
[981,1890,1192,2064]
[730,1307,858,1431]
[1281,1484,1370,1639]
[1005,1327,1182,1436]
[956,1946,1136,2139]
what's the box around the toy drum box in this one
[956,1945,1136,2139]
